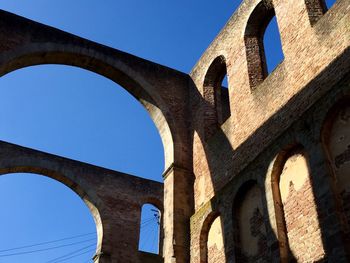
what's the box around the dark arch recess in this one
[320,96,350,258]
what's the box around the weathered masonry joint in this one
[0,0,349,261]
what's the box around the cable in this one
[0,232,95,253]
[140,218,157,228]
[140,217,157,226]
[0,238,96,258]
[45,244,95,263]
[52,249,95,263]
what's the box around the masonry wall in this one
[189,0,350,261]
[190,75,350,262]
[279,152,324,261]
[190,0,350,210]
[0,141,164,263]
[0,0,349,261]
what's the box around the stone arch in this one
[244,0,283,88]
[138,203,162,254]
[138,198,164,256]
[0,42,175,170]
[321,97,350,248]
[199,211,223,263]
[0,167,105,261]
[232,180,269,263]
[203,55,231,138]
[271,145,325,262]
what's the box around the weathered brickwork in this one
[207,216,226,263]
[233,183,269,263]
[279,153,325,262]
[0,0,349,262]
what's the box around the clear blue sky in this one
[0,0,336,262]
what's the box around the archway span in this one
[0,43,176,169]
[0,169,107,262]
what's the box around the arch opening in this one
[263,16,284,74]
[138,203,162,255]
[0,48,174,171]
[0,172,100,263]
[271,147,325,262]
[0,63,166,261]
[0,64,165,179]
[199,212,225,263]
[244,0,284,89]
[203,56,231,138]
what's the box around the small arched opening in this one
[203,55,231,138]
[138,203,162,255]
[244,0,284,89]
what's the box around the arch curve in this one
[0,167,105,260]
[0,42,176,168]
[199,211,221,263]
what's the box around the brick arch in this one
[244,0,278,88]
[271,144,325,262]
[138,202,164,256]
[139,196,164,255]
[202,55,231,138]
[0,167,105,262]
[199,211,221,263]
[0,43,176,169]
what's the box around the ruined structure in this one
[0,0,349,261]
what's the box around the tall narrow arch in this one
[232,180,269,263]
[203,55,231,138]
[138,203,162,255]
[244,0,284,89]
[199,212,225,263]
[271,146,325,262]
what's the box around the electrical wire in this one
[45,243,95,263]
[51,249,95,263]
[0,238,95,258]
[0,232,95,253]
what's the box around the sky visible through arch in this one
[0,0,337,262]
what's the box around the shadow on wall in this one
[190,16,349,263]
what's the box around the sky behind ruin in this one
[0,0,336,262]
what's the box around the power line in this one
[0,238,96,258]
[53,249,95,263]
[45,243,95,263]
[0,232,95,253]
[140,218,157,228]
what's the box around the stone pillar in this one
[163,164,194,263]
